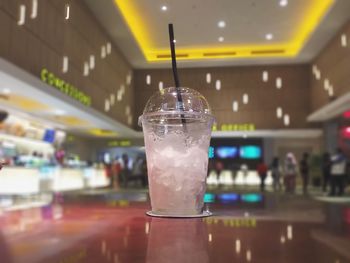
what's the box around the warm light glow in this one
[161,5,167,11]
[287,225,293,240]
[232,101,239,112]
[284,114,290,126]
[324,79,330,90]
[208,233,212,242]
[341,34,348,47]
[65,4,70,20]
[101,46,107,58]
[114,0,334,61]
[31,0,38,19]
[262,71,269,82]
[158,81,164,91]
[106,43,112,54]
[146,74,151,85]
[145,222,149,234]
[328,85,334,97]
[104,99,110,112]
[83,62,89,76]
[2,88,11,95]
[218,21,226,28]
[276,77,282,89]
[215,80,221,90]
[280,0,288,7]
[218,37,224,42]
[89,55,95,70]
[265,33,274,40]
[243,93,249,104]
[62,56,69,73]
[110,94,115,105]
[18,5,26,26]
[206,73,211,84]
[277,107,283,118]
[246,250,252,262]
[280,235,286,243]
[235,239,241,253]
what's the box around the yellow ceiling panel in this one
[114,0,334,61]
[0,94,51,111]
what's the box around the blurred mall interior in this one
[0,0,350,262]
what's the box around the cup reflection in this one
[146,218,209,263]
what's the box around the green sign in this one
[212,123,256,131]
[107,140,132,147]
[40,68,91,106]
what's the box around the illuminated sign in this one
[213,123,255,131]
[107,140,132,147]
[40,68,91,106]
[205,218,257,228]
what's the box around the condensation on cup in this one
[139,87,215,216]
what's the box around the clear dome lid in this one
[141,87,212,116]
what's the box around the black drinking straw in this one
[168,24,186,126]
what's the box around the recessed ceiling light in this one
[218,21,226,28]
[54,109,66,116]
[265,33,274,40]
[218,36,224,42]
[161,5,167,11]
[2,88,11,94]
[279,0,288,7]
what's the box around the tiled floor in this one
[0,190,349,263]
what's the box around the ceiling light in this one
[232,101,239,112]
[218,37,224,42]
[158,81,164,91]
[206,73,211,84]
[62,56,69,73]
[65,4,70,20]
[277,107,283,118]
[54,109,65,116]
[284,114,290,126]
[324,79,330,90]
[341,34,347,47]
[146,74,151,85]
[279,0,288,7]
[328,85,334,97]
[215,80,221,90]
[262,71,269,82]
[243,94,249,104]
[104,99,110,112]
[161,5,167,11]
[218,21,226,28]
[173,39,176,43]
[265,33,274,40]
[276,77,282,89]
[2,88,11,94]
[18,5,26,25]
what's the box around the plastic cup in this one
[139,87,214,216]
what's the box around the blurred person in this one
[330,148,347,196]
[104,162,113,188]
[132,155,147,187]
[257,161,268,192]
[120,153,132,187]
[270,157,282,191]
[300,152,310,195]
[284,153,298,194]
[111,156,121,189]
[321,152,331,192]
[241,163,249,184]
[214,160,224,185]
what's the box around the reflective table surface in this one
[0,191,349,263]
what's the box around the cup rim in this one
[138,111,215,126]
